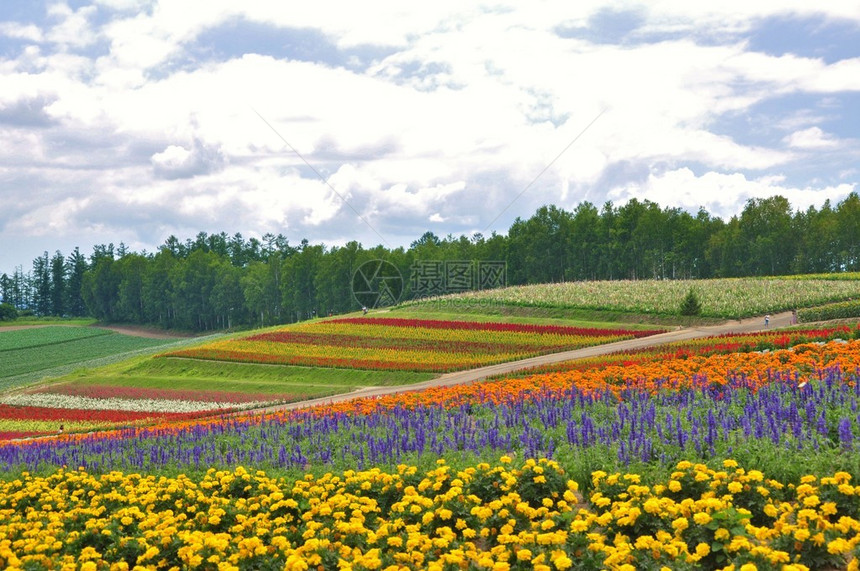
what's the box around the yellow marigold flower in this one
[695,542,710,558]
[517,549,533,561]
[671,517,689,532]
[552,552,573,570]
[828,537,851,554]
[714,528,730,541]
[794,528,810,542]
[570,519,588,533]
[668,480,682,493]
[727,482,743,494]
[723,460,738,468]
[739,564,757,571]
[643,498,661,514]
[693,512,712,525]
[802,495,820,507]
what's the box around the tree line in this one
[2,194,859,330]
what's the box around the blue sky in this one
[1,1,858,274]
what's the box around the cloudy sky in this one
[1,1,859,274]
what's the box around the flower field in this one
[2,321,860,569]
[502,324,860,378]
[1,458,859,570]
[439,277,860,318]
[162,317,663,372]
[0,384,302,442]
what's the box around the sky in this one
[1,1,859,274]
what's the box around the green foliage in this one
[0,302,17,321]
[679,287,702,316]
[798,299,860,322]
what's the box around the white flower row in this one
[1,393,265,414]
[448,278,860,317]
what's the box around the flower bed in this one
[163,317,663,373]
[4,337,860,479]
[0,458,858,570]
[442,278,860,318]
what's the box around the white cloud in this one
[784,127,840,149]
[46,3,99,49]
[0,22,43,42]
[609,167,855,219]
[1,1,859,273]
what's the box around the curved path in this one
[249,311,795,415]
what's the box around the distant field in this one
[0,324,437,440]
[427,277,860,318]
[0,326,109,351]
[0,327,175,382]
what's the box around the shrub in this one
[798,299,860,322]
[679,288,702,316]
[0,302,17,321]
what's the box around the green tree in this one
[81,257,120,320]
[738,196,795,275]
[115,253,149,323]
[282,241,324,321]
[211,260,245,329]
[31,252,51,316]
[0,302,17,321]
[142,249,178,327]
[50,251,66,316]
[170,249,221,330]
[836,192,860,270]
[65,247,88,317]
[680,287,702,316]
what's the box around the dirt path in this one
[92,325,193,340]
[0,323,191,340]
[246,311,796,416]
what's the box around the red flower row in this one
[328,317,662,337]
[245,331,551,354]
[168,348,466,372]
[0,431,48,440]
[0,404,206,423]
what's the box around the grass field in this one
[76,357,435,394]
[0,327,176,382]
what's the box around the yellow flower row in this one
[1,458,859,570]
